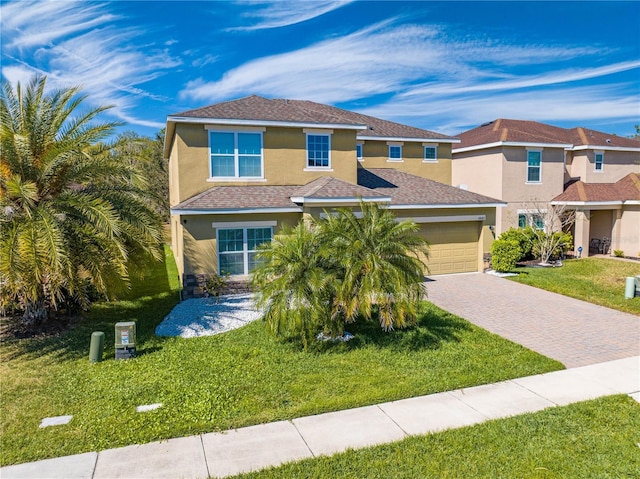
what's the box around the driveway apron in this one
[425,273,640,368]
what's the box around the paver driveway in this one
[425,273,640,368]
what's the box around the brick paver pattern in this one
[425,273,640,368]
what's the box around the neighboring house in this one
[164,95,503,296]
[452,119,640,256]
[551,173,640,258]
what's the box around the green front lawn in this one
[1,248,562,466]
[509,258,640,315]
[233,395,640,478]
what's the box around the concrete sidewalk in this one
[3,356,639,479]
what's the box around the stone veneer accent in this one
[182,274,252,299]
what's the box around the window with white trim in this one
[307,134,330,168]
[526,150,542,183]
[209,131,263,178]
[518,213,544,230]
[424,146,437,162]
[594,152,604,171]
[388,145,402,161]
[356,143,363,161]
[217,227,272,275]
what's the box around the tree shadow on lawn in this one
[300,303,471,354]
[1,292,178,363]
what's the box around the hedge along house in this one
[165,96,504,297]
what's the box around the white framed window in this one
[594,152,604,172]
[356,143,363,161]
[526,150,542,183]
[518,213,544,230]
[388,144,402,162]
[217,226,273,275]
[209,131,263,179]
[424,146,438,162]
[306,134,331,168]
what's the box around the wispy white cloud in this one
[179,20,613,106]
[230,0,354,31]
[0,0,180,129]
[361,84,640,135]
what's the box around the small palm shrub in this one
[613,250,624,258]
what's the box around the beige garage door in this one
[420,222,480,275]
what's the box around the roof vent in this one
[369,126,374,130]
[606,138,612,143]
[480,121,493,127]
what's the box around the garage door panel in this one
[422,222,480,275]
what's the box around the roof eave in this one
[390,202,507,209]
[166,115,367,131]
[170,207,303,215]
[358,135,459,144]
[453,141,573,154]
[570,145,640,152]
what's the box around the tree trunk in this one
[22,299,49,326]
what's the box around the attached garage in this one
[420,221,481,275]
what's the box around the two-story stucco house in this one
[165,96,503,296]
[452,119,640,257]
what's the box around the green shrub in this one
[490,239,521,272]
[203,272,230,299]
[613,250,624,258]
[498,227,536,261]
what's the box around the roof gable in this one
[552,173,640,203]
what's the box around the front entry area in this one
[421,222,481,275]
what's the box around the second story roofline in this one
[164,95,457,158]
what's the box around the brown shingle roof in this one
[552,173,640,203]
[291,177,388,200]
[456,119,640,150]
[172,95,453,141]
[172,169,503,212]
[358,168,503,206]
[172,185,301,211]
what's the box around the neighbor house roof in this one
[171,169,504,215]
[166,95,456,159]
[551,173,640,205]
[454,119,640,152]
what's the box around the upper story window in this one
[424,146,438,162]
[209,131,263,179]
[356,143,363,161]
[526,150,542,183]
[307,134,330,168]
[388,144,402,161]
[594,152,604,172]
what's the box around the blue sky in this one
[2,0,639,139]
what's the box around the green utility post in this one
[89,331,105,363]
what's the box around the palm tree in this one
[0,75,162,325]
[318,201,429,331]
[252,201,430,345]
[252,222,337,346]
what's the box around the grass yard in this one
[510,258,640,315]
[233,395,640,479]
[1,247,562,466]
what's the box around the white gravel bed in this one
[155,293,262,338]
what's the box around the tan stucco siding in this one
[169,138,181,207]
[263,127,358,185]
[570,151,640,183]
[618,206,640,257]
[171,124,359,203]
[451,147,504,199]
[180,212,301,276]
[359,141,452,184]
[174,123,211,203]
